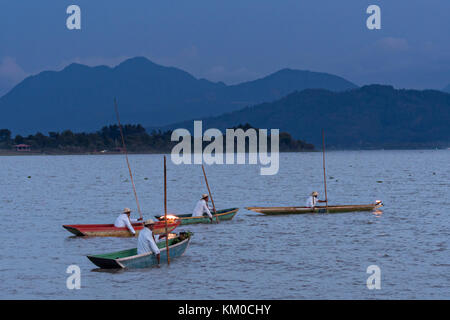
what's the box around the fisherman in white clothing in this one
[306,191,326,208]
[137,219,161,264]
[193,194,214,222]
[114,207,143,236]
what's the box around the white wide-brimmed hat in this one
[311,191,319,196]
[123,207,131,213]
[201,194,209,199]
[144,219,155,226]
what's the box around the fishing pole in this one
[114,98,143,220]
[202,164,219,223]
[164,155,170,264]
[322,129,329,212]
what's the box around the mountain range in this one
[162,85,450,148]
[1,56,448,148]
[0,57,357,134]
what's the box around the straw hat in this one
[144,219,155,226]
[201,194,209,199]
[123,207,131,213]
[311,191,319,197]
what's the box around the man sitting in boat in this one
[114,207,143,236]
[137,219,160,264]
[306,191,326,208]
[192,194,213,222]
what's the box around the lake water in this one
[0,150,449,299]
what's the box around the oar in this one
[114,98,143,221]
[163,155,170,265]
[322,129,329,212]
[201,164,219,224]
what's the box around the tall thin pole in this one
[114,98,143,220]
[164,156,170,265]
[202,164,219,223]
[322,130,329,211]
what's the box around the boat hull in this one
[87,233,192,269]
[63,220,180,237]
[246,203,383,215]
[155,208,239,225]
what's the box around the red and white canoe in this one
[63,219,181,237]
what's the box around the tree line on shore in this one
[0,124,314,153]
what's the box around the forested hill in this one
[161,85,450,149]
[0,124,313,153]
[0,57,356,134]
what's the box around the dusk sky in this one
[1,0,449,96]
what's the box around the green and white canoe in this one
[87,232,192,269]
[155,208,239,225]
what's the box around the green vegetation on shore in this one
[0,123,314,154]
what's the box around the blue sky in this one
[0,0,449,96]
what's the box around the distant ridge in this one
[0,57,357,134]
[161,85,450,149]
[443,84,450,93]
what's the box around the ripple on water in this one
[0,151,449,299]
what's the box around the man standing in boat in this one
[306,191,326,209]
[114,207,143,236]
[137,219,161,264]
[193,194,214,222]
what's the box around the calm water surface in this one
[0,150,449,299]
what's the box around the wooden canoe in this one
[87,232,192,269]
[154,208,239,225]
[62,219,181,237]
[246,202,383,215]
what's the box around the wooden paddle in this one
[164,156,170,264]
[202,164,219,224]
[114,98,143,221]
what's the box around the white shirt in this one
[192,199,213,218]
[306,196,318,208]
[137,227,160,255]
[114,213,139,234]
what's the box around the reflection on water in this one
[372,210,383,217]
[91,268,127,274]
[0,150,449,299]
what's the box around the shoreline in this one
[0,150,165,156]
[0,148,448,156]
